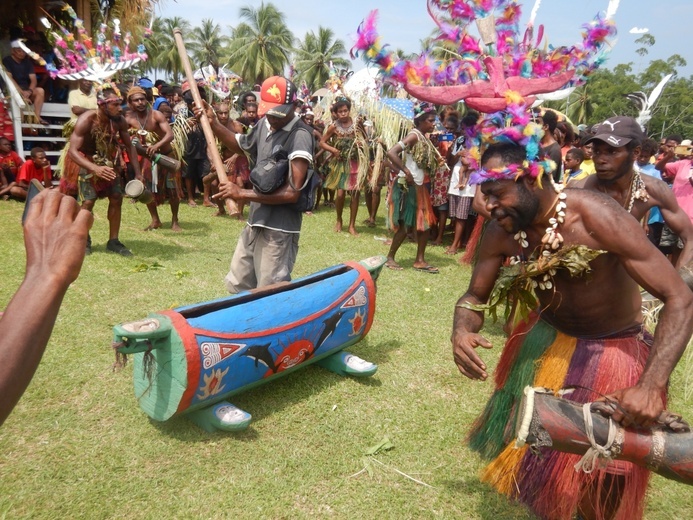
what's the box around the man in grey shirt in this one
[197,76,314,292]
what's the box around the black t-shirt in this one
[542,142,563,183]
[2,55,35,90]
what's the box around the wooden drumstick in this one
[173,28,240,217]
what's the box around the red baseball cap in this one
[258,76,298,118]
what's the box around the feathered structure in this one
[352,1,617,112]
[469,93,555,185]
[44,3,148,82]
[193,65,241,100]
[626,73,673,130]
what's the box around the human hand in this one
[146,143,161,157]
[193,100,216,123]
[214,180,240,201]
[403,168,414,185]
[91,164,117,181]
[23,190,93,289]
[603,384,666,428]
[452,332,492,380]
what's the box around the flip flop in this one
[414,265,439,274]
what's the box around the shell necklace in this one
[511,184,567,290]
[335,119,355,136]
[599,170,648,213]
[135,109,150,137]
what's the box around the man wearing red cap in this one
[196,76,314,292]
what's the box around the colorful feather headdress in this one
[193,65,241,100]
[352,0,618,113]
[469,92,555,185]
[44,3,148,82]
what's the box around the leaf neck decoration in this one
[461,245,606,326]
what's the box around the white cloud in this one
[629,27,649,34]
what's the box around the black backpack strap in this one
[286,121,315,191]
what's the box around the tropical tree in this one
[188,19,229,70]
[146,17,192,83]
[293,27,350,91]
[226,2,295,86]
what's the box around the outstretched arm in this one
[0,190,93,426]
[584,194,693,427]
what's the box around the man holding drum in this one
[451,112,692,520]
[125,86,181,232]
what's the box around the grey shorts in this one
[224,226,300,293]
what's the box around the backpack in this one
[249,120,316,212]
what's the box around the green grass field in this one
[0,197,691,519]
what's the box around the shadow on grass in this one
[121,239,198,261]
[442,476,532,519]
[355,337,400,367]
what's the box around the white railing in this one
[1,63,70,171]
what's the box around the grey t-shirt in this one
[237,116,314,233]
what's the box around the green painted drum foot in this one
[187,402,252,432]
[316,350,378,377]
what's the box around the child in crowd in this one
[579,141,596,175]
[563,148,586,185]
[637,138,666,247]
[13,146,52,199]
[320,96,366,235]
[0,136,25,200]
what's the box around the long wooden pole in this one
[173,28,240,217]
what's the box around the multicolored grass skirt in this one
[324,158,360,191]
[387,182,435,232]
[469,314,656,520]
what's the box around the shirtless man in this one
[452,140,692,520]
[573,116,693,268]
[203,102,242,215]
[124,86,180,231]
[60,86,142,255]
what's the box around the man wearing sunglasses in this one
[59,85,142,256]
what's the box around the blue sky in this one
[158,0,692,78]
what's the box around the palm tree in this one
[293,27,350,91]
[565,85,595,125]
[226,2,295,86]
[188,19,229,70]
[146,17,192,84]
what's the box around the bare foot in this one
[444,247,458,255]
[187,200,197,207]
[348,226,359,236]
[203,200,215,207]
[213,210,226,217]
[385,259,403,271]
[144,221,162,231]
[335,220,343,233]
[171,222,182,232]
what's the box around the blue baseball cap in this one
[138,78,154,89]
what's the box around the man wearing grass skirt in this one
[451,111,692,520]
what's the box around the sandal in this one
[413,265,439,274]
